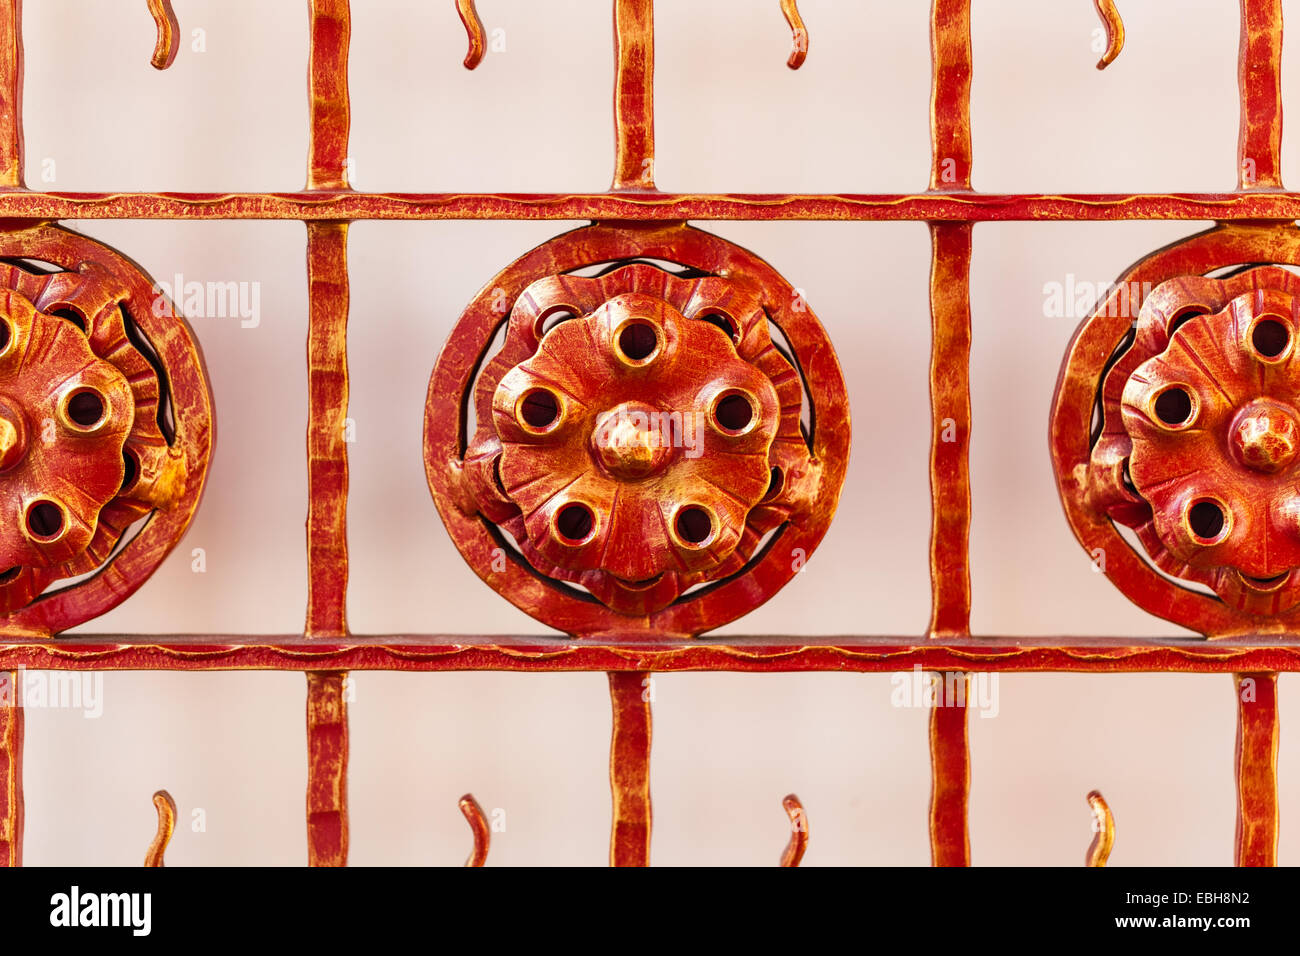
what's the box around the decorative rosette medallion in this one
[1052,223,1300,636]
[425,223,849,638]
[0,224,212,635]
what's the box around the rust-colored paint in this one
[0,224,212,637]
[929,0,971,192]
[0,669,19,867]
[1051,225,1300,638]
[926,0,974,867]
[608,671,651,866]
[0,0,19,190]
[927,224,973,637]
[0,0,1285,869]
[1085,790,1114,866]
[1092,0,1125,71]
[305,222,350,638]
[459,794,489,866]
[1238,0,1283,189]
[9,633,1300,673]
[779,793,808,867]
[147,0,179,70]
[780,1,808,70]
[612,0,654,191]
[425,222,849,639]
[144,789,176,867]
[1234,672,1279,866]
[456,0,486,71]
[8,191,1300,223]
[928,675,970,866]
[1048,0,1290,864]
[308,0,351,192]
[306,671,349,867]
[303,0,352,870]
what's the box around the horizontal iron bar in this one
[0,190,1297,222]
[1,635,1298,672]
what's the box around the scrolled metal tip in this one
[780,793,809,867]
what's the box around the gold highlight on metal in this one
[1085,790,1114,866]
[1092,0,1124,70]
[781,0,808,70]
[144,789,176,867]
[456,0,486,70]
[147,0,179,70]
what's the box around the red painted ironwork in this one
[306,671,349,867]
[6,191,1300,223]
[146,0,178,71]
[780,1,808,71]
[612,0,655,192]
[1052,226,1300,638]
[1092,0,1124,71]
[5,633,1300,673]
[1234,672,1278,866]
[0,0,1287,868]
[608,671,651,866]
[927,0,973,868]
[0,225,212,637]
[0,669,19,867]
[456,0,485,71]
[927,224,972,639]
[426,225,849,636]
[929,675,969,867]
[459,794,489,867]
[144,790,176,867]
[1085,790,1114,866]
[0,0,19,190]
[779,794,808,867]
[304,0,352,868]
[1238,0,1283,189]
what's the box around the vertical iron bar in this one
[306,672,349,866]
[0,0,20,188]
[0,671,21,867]
[305,220,351,636]
[305,0,351,867]
[1237,0,1283,190]
[0,0,22,868]
[611,0,655,190]
[1234,672,1279,866]
[607,0,654,868]
[929,0,971,193]
[1230,0,1282,868]
[308,0,351,192]
[929,674,970,866]
[927,223,973,635]
[608,671,652,866]
[926,0,973,867]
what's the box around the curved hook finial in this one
[459,794,490,867]
[780,1,808,70]
[779,793,809,867]
[147,0,179,70]
[456,0,486,70]
[1093,0,1124,70]
[1085,790,1115,866]
[144,790,177,867]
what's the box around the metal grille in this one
[0,0,1291,867]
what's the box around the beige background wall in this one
[15,0,1299,865]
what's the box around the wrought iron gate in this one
[0,0,1295,867]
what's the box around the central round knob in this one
[0,396,27,472]
[1232,399,1300,473]
[591,401,675,479]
